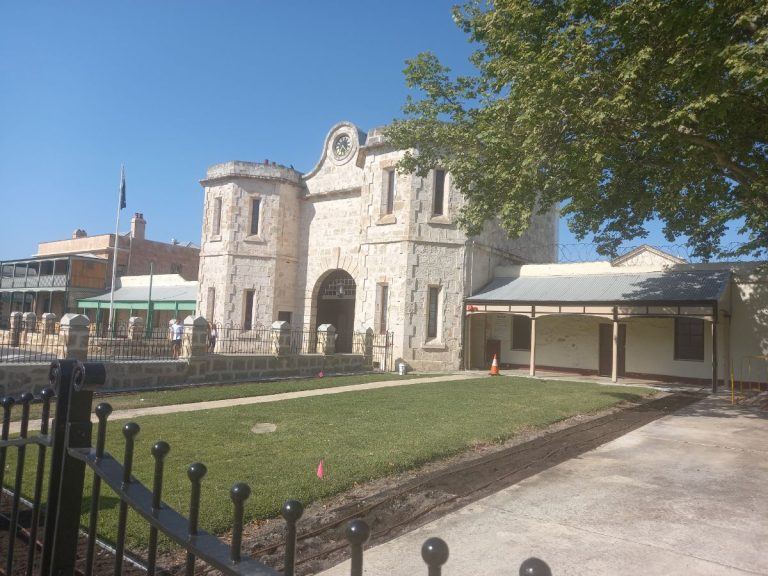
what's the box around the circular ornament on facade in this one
[332,133,353,160]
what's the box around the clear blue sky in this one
[0,1,738,263]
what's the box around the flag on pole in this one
[119,166,126,210]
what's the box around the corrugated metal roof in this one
[468,269,731,304]
[79,284,197,303]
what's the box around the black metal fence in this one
[214,324,281,355]
[88,323,176,361]
[0,361,552,575]
[0,320,65,363]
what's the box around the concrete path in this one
[6,373,479,434]
[320,394,768,575]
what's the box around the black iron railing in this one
[0,361,551,575]
[88,323,176,361]
[0,320,65,363]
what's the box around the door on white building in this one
[599,323,626,377]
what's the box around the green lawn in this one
[5,372,418,421]
[8,376,651,553]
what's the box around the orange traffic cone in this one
[489,354,500,376]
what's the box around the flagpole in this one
[108,165,125,333]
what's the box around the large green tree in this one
[385,0,767,259]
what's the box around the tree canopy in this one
[385,0,767,259]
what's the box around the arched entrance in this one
[315,270,356,353]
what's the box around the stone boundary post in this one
[364,328,374,365]
[128,316,145,341]
[61,314,90,362]
[317,324,336,355]
[183,316,209,359]
[22,312,37,333]
[271,321,291,356]
[9,311,22,347]
[42,313,57,336]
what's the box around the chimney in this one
[131,212,146,240]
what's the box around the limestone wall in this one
[0,354,369,396]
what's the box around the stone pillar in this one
[22,312,37,333]
[127,316,145,340]
[364,328,374,365]
[271,321,291,356]
[41,313,57,336]
[61,313,90,361]
[183,316,209,359]
[9,311,22,347]
[317,324,336,355]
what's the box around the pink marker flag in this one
[316,459,325,479]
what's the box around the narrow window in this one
[674,317,704,360]
[243,289,255,330]
[511,315,531,350]
[250,198,261,236]
[376,283,389,334]
[427,286,440,339]
[385,170,396,215]
[433,169,446,216]
[212,197,222,235]
[206,287,216,321]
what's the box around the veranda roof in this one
[467,269,731,305]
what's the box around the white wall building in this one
[197,122,559,371]
[465,246,768,389]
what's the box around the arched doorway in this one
[315,270,356,353]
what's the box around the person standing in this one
[171,319,184,359]
[208,324,218,353]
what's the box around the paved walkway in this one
[321,393,768,575]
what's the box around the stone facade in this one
[198,122,559,371]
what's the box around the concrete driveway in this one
[321,394,768,575]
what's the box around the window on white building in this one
[511,316,531,350]
[674,317,704,361]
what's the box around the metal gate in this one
[371,331,394,372]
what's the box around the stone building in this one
[197,122,558,371]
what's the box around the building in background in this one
[465,246,768,389]
[197,121,559,371]
[1,213,200,325]
[77,274,197,331]
[36,213,200,284]
[0,254,108,325]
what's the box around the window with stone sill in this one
[375,283,389,334]
[426,285,442,342]
[381,169,396,217]
[432,169,446,216]
[212,197,222,236]
[249,198,261,237]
